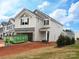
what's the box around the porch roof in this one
[39,27,49,31]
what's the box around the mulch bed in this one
[0,41,55,56]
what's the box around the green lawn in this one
[0,43,79,59]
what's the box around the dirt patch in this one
[0,41,55,56]
[0,40,5,47]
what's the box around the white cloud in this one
[37,1,50,10]
[0,15,10,22]
[69,2,79,18]
[49,1,79,25]
[0,0,20,21]
[49,9,67,24]
[49,9,67,19]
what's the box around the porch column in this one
[46,31,48,41]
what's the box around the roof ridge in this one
[34,9,63,26]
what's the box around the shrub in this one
[56,35,75,47]
[57,35,65,47]
[65,36,71,45]
[71,38,75,44]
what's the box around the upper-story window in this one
[44,19,49,25]
[21,14,29,25]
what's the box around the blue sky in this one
[0,0,79,32]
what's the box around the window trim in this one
[21,17,29,25]
[44,19,49,25]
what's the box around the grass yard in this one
[0,43,79,59]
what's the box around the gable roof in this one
[1,18,14,26]
[1,8,63,26]
[9,8,63,26]
[33,9,63,26]
[14,8,36,19]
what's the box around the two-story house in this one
[1,18,15,37]
[14,8,63,42]
[0,24,4,39]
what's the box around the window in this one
[44,19,49,25]
[21,17,29,25]
[7,25,12,30]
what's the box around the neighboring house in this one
[0,24,4,39]
[14,8,63,42]
[75,32,79,40]
[61,30,75,39]
[1,18,15,37]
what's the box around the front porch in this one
[39,28,49,42]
